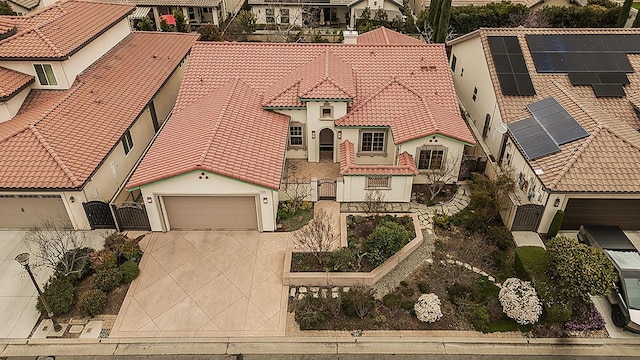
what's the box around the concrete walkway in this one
[111,231,290,338]
[512,231,546,248]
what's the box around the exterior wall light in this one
[311,131,316,139]
[146,197,153,203]
[337,131,342,139]
[263,197,268,204]
[554,197,560,207]
[69,196,75,203]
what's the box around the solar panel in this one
[526,97,590,145]
[592,84,626,98]
[599,73,630,84]
[508,117,561,160]
[569,72,600,85]
[487,36,536,96]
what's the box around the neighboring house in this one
[410,0,581,17]
[127,27,475,232]
[449,28,640,233]
[250,0,402,28]
[4,0,55,15]
[97,0,239,29]
[0,0,198,230]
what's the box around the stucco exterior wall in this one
[0,60,69,89]
[152,57,187,121]
[252,5,305,26]
[398,135,466,184]
[137,171,278,232]
[450,37,504,157]
[338,127,396,165]
[62,20,131,86]
[0,86,31,123]
[337,175,412,202]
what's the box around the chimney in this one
[343,30,358,44]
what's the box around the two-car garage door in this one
[561,199,640,230]
[163,196,259,230]
[0,195,71,229]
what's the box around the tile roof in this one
[470,28,640,193]
[340,140,418,175]
[0,0,134,60]
[0,18,16,39]
[127,80,289,189]
[135,41,471,189]
[356,27,423,45]
[419,0,541,7]
[0,32,198,189]
[128,79,290,190]
[96,0,221,7]
[0,66,34,101]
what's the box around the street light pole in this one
[15,253,62,333]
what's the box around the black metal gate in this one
[512,204,544,231]
[318,178,336,200]
[458,155,488,180]
[112,202,151,231]
[83,201,116,229]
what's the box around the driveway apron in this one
[111,231,290,337]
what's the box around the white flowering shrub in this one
[414,293,443,323]
[499,278,542,325]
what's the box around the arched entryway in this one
[319,128,334,161]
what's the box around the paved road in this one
[6,356,640,360]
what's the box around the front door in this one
[319,128,334,161]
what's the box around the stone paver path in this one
[111,231,290,337]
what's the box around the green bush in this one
[546,210,564,239]
[341,285,376,318]
[471,305,490,332]
[417,282,430,294]
[90,249,118,272]
[119,261,140,283]
[364,220,411,266]
[104,233,143,263]
[382,293,403,310]
[36,276,75,316]
[432,213,452,230]
[78,289,107,317]
[327,247,357,272]
[92,268,123,293]
[295,296,328,329]
[487,226,513,251]
[515,246,572,322]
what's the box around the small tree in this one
[0,0,13,15]
[197,24,221,41]
[423,154,460,202]
[467,168,516,224]
[547,236,616,301]
[617,0,633,27]
[160,19,173,32]
[546,210,564,238]
[434,0,452,43]
[137,17,155,31]
[23,218,91,278]
[173,9,189,33]
[356,7,374,33]
[237,10,257,32]
[293,208,337,265]
[282,161,313,215]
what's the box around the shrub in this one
[499,278,542,325]
[471,305,490,332]
[546,210,564,238]
[432,213,452,230]
[36,276,75,316]
[92,268,123,293]
[78,289,107,317]
[364,220,411,266]
[414,293,443,323]
[119,261,140,283]
[563,302,605,331]
[382,293,403,310]
[487,226,514,251]
[417,282,430,293]
[341,285,376,319]
[90,249,118,272]
[295,296,328,329]
[104,233,143,263]
[327,247,357,271]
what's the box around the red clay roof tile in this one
[356,27,423,45]
[0,32,198,189]
[340,140,418,175]
[0,0,134,60]
[0,66,34,101]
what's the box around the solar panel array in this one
[508,97,589,160]
[508,117,560,160]
[487,36,536,96]
[526,97,589,145]
[525,34,640,98]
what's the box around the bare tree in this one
[294,208,337,265]
[263,0,321,42]
[282,161,313,214]
[423,154,461,202]
[23,218,91,277]
[363,190,387,215]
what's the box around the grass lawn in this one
[633,2,640,9]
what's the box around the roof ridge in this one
[420,96,439,133]
[340,77,399,115]
[29,124,81,186]
[264,78,300,106]
[198,79,238,166]
[382,27,390,44]
[34,28,63,57]
[324,49,329,78]
[0,2,68,48]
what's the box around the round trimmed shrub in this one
[413,293,443,323]
[364,220,411,266]
[78,289,107,317]
[92,268,123,293]
[499,278,542,325]
[119,261,140,283]
[36,276,75,316]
